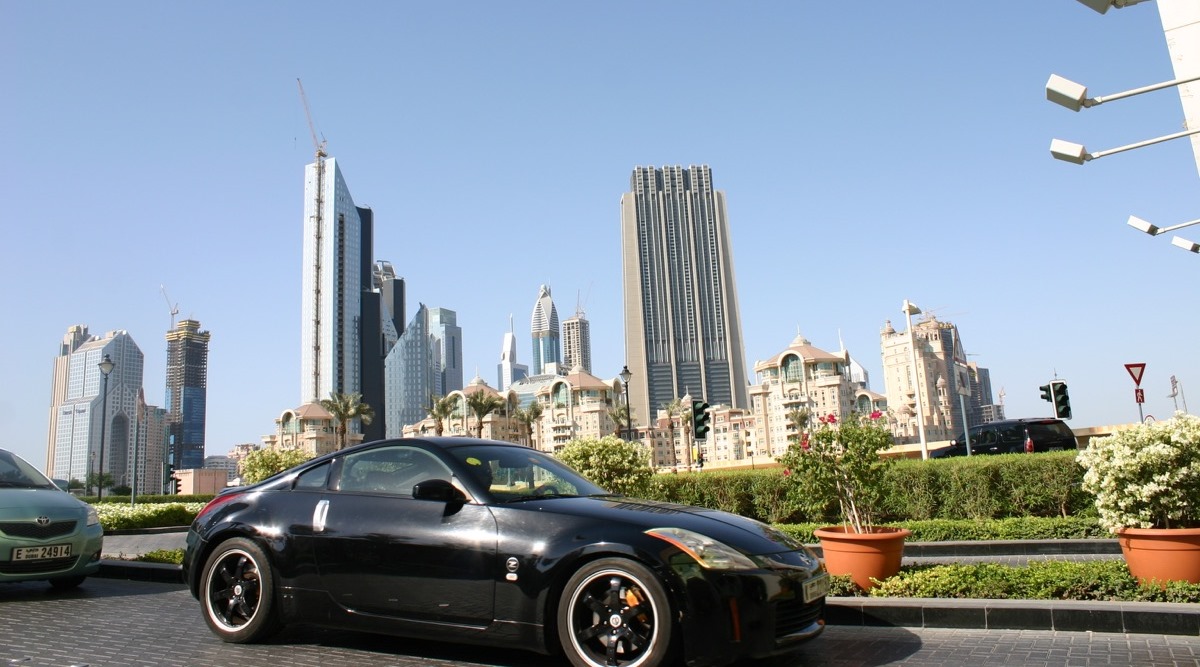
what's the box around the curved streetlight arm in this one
[1047,73,1200,112]
[1052,127,1200,164]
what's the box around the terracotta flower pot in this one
[814,525,911,590]
[1117,526,1200,585]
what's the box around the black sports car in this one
[182,437,827,667]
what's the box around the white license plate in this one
[13,544,72,561]
[802,574,829,603]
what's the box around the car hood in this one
[0,488,89,519]
[521,495,807,556]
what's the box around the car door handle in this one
[313,499,330,533]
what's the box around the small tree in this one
[514,401,544,447]
[778,411,894,533]
[321,391,375,450]
[557,435,654,496]
[465,389,506,439]
[240,448,314,484]
[427,394,457,436]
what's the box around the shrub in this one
[1077,413,1200,532]
[556,435,655,496]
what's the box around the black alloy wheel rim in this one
[569,571,657,667]
[207,549,262,631]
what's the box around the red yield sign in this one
[1125,363,1146,387]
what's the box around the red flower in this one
[869,410,882,421]
[783,469,791,476]
[825,413,837,424]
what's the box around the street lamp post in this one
[96,353,115,501]
[619,365,633,441]
[903,300,930,460]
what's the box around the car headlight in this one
[646,527,757,571]
[85,504,100,527]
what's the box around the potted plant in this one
[778,411,909,590]
[1077,412,1200,585]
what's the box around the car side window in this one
[294,461,331,491]
[338,445,451,496]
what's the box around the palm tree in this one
[320,391,375,451]
[465,389,506,439]
[427,394,457,436]
[514,400,544,447]
[786,408,811,449]
[662,398,689,467]
[608,403,634,439]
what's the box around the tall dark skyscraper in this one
[165,319,210,469]
[620,165,749,425]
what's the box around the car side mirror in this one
[413,478,466,513]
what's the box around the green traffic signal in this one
[691,400,711,439]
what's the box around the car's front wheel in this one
[200,537,279,643]
[557,557,674,667]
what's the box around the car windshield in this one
[0,449,56,489]
[447,444,608,502]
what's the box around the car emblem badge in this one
[609,614,622,628]
[36,516,50,526]
[505,557,520,581]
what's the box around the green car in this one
[0,447,103,589]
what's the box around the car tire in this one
[557,557,674,667]
[49,575,85,590]
[199,537,279,643]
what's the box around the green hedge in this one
[830,560,1200,603]
[773,516,1106,544]
[640,451,1092,524]
[80,493,214,505]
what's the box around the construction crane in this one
[161,285,180,330]
[297,78,326,401]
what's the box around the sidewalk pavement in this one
[96,530,1199,636]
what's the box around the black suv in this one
[931,418,1077,457]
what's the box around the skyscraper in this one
[563,308,591,373]
[46,327,145,487]
[164,319,210,470]
[620,165,750,422]
[384,304,433,437]
[497,316,529,391]
[301,156,389,439]
[429,307,463,395]
[301,156,365,405]
[530,285,561,376]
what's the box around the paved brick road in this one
[1,578,1198,667]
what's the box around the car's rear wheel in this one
[558,557,674,667]
[200,537,278,643]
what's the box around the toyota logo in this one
[35,516,50,526]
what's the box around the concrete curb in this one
[826,597,1200,636]
[98,559,183,584]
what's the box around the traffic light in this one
[173,475,182,494]
[1052,381,1072,420]
[691,400,711,439]
[1039,384,1053,403]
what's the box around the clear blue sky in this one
[3,2,1196,470]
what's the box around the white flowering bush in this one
[1077,413,1200,533]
